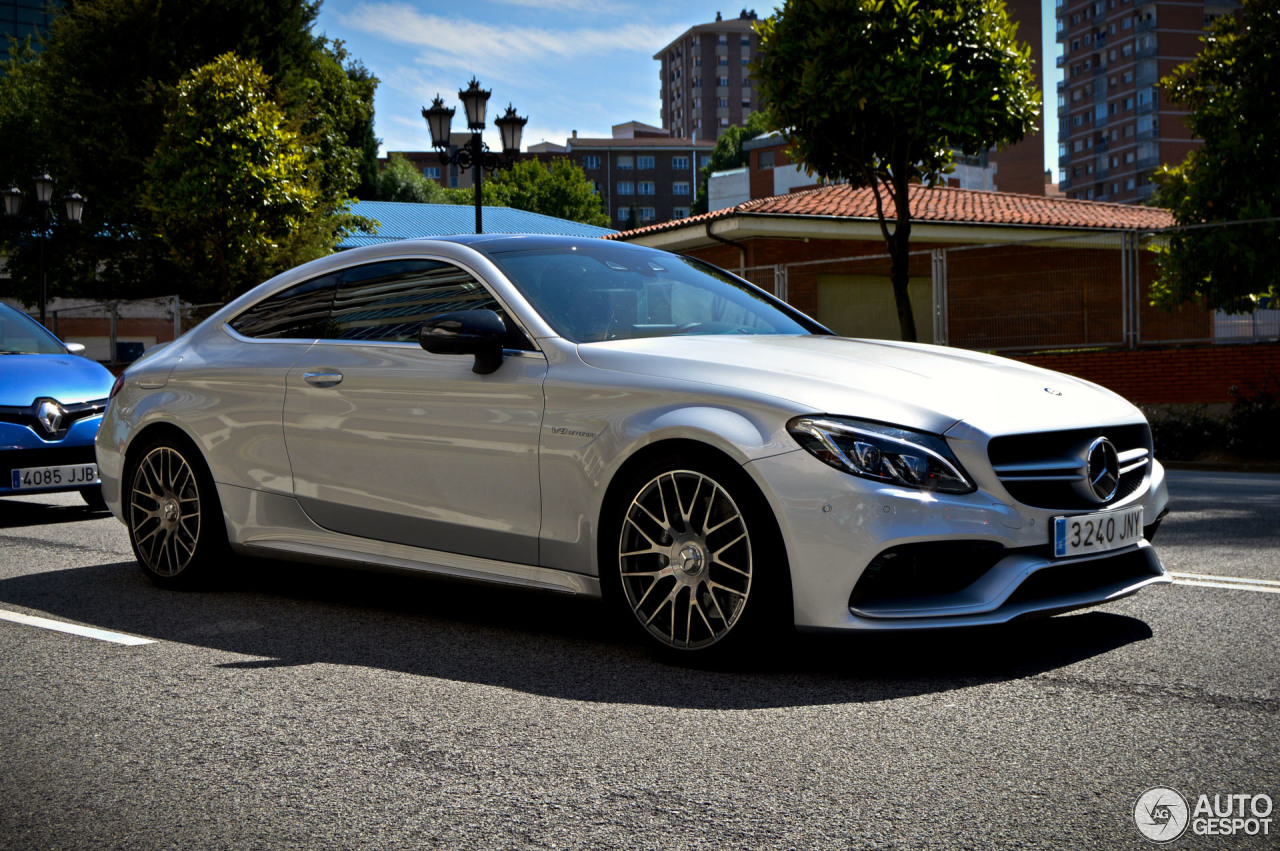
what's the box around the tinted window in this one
[330,260,505,343]
[0,303,66,354]
[229,273,339,339]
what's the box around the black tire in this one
[123,435,227,588]
[79,486,108,511]
[601,451,791,661]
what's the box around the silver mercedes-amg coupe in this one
[97,234,1170,657]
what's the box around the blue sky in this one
[315,0,1061,179]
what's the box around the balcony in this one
[1136,156,1160,171]
[1137,182,1156,200]
[1135,43,1158,60]
[1136,16,1157,33]
[1136,127,1157,141]
[1136,98,1157,114]
[1056,55,1066,67]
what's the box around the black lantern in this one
[421,79,527,234]
[2,172,86,325]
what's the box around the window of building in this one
[740,35,750,45]
[1071,39,1080,50]
[759,151,775,169]
[1072,114,1083,127]
[1072,88,1082,102]
[718,76,730,86]
[637,155,654,170]
[1109,102,1118,115]
[693,96,702,108]
[1109,49,1117,60]
[719,117,730,127]
[718,33,728,45]
[1124,123,1135,137]
[741,58,749,66]
[617,155,634,171]
[1123,16,1131,28]
[700,155,711,168]
[672,181,690,195]
[718,96,730,107]
[590,181,601,195]
[617,181,634,195]
[742,97,751,107]
[1121,43,1132,56]
[672,156,689,170]
[638,181,655,195]
[694,56,701,66]
[1124,151,1136,163]
[672,207,690,219]
[1124,96,1134,110]
[1073,139,1084,152]
[639,207,656,223]
[719,55,729,66]
[581,155,600,170]
[423,166,440,179]
[1110,155,1119,167]
[1125,177,1136,189]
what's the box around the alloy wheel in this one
[618,469,753,650]
[129,446,202,577]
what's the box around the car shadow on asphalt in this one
[0,557,1154,710]
[0,499,111,528]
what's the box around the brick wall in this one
[1009,343,1280,405]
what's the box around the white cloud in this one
[337,2,683,67]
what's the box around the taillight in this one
[108,374,126,401]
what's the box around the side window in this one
[330,259,532,349]
[229,273,339,339]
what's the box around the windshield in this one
[486,242,828,343]
[0,303,68,355]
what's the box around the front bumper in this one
[745,448,1170,632]
[0,418,103,497]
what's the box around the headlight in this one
[787,416,976,494]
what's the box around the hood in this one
[575,335,1142,436]
[0,353,116,407]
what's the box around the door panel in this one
[283,343,546,564]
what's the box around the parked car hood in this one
[575,335,1141,436]
[0,353,116,407]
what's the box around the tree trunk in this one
[890,173,917,342]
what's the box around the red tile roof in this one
[609,182,1175,239]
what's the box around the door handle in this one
[303,371,343,388]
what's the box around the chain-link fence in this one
[740,220,1278,353]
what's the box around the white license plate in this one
[10,463,99,491]
[1053,506,1144,557]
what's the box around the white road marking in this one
[0,609,155,645]
[1169,572,1280,594]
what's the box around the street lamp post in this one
[3,172,86,325]
[422,79,527,234]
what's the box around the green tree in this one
[378,153,452,203]
[755,0,1039,341]
[142,54,319,303]
[0,0,378,302]
[692,111,772,215]
[488,158,610,227]
[1151,0,1279,312]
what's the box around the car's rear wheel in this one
[125,436,226,587]
[605,454,789,659]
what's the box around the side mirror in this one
[65,342,87,355]
[418,309,507,375]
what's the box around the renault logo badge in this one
[36,400,65,435]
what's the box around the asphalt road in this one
[1,470,1276,850]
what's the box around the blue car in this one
[0,302,116,509]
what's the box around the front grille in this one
[0,398,107,442]
[988,423,1152,510]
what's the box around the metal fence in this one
[737,222,1279,353]
[47,296,222,367]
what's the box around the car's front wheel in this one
[124,436,226,587]
[605,454,789,659]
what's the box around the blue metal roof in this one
[339,201,616,248]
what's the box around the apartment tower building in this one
[1055,0,1238,203]
[654,11,761,141]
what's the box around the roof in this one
[566,137,715,150]
[609,183,1176,242]
[340,200,616,248]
